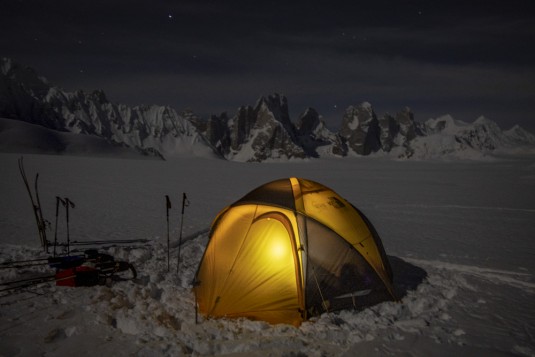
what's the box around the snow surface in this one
[1,152,535,356]
[0,118,148,159]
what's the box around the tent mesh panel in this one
[353,205,394,282]
[305,218,391,316]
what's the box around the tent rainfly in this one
[193,177,396,326]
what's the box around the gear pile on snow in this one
[0,157,139,295]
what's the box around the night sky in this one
[2,0,535,131]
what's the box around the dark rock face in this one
[396,107,424,142]
[296,108,347,157]
[339,103,381,155]
[378,114,400,152]
[205,113,231,155]
[377,107,425,155]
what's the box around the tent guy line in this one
[370,203,535,213]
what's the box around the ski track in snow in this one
[371,203,535,214]
[404,258,535,291]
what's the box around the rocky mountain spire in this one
[296,108,347,157]
[339,102,381,155]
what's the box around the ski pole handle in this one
[166,195,171,217]
[182,193,189,214]
[65,198,75,209]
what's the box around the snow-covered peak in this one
[2,58,534,162]
[0,58,216,159]
[410,114,535,158]
[504,124,535,145]
[474,115,495,126]
[424,115,470,135]
[360,101,373,110]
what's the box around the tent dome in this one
[194,177,395,326]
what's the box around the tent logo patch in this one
[328,196,345,208]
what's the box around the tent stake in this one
[165,195,172,272]
[195,290,199,324]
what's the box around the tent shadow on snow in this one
[389,255,428,299]
[323,256,428,311]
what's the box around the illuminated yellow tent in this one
[193,177,396,326]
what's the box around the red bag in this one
[55,265,99,287]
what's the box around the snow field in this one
[1,153,534,356]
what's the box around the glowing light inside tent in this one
[266,222,291,262]
[270,239,288,259]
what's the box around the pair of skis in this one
[18,157,75,254]
[18,157,149,252]
[18,157,50,251]
[165,193,189,273]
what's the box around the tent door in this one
[214,212,302,324]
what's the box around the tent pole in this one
[311,266,329,313]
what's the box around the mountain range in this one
[1,57,534,161]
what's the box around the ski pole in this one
[64,198,75,255]
[54,197,66,257]
[34,173,49,252]
[165,195,172,272]
[176,193,189,275]
[54,197,60,257]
